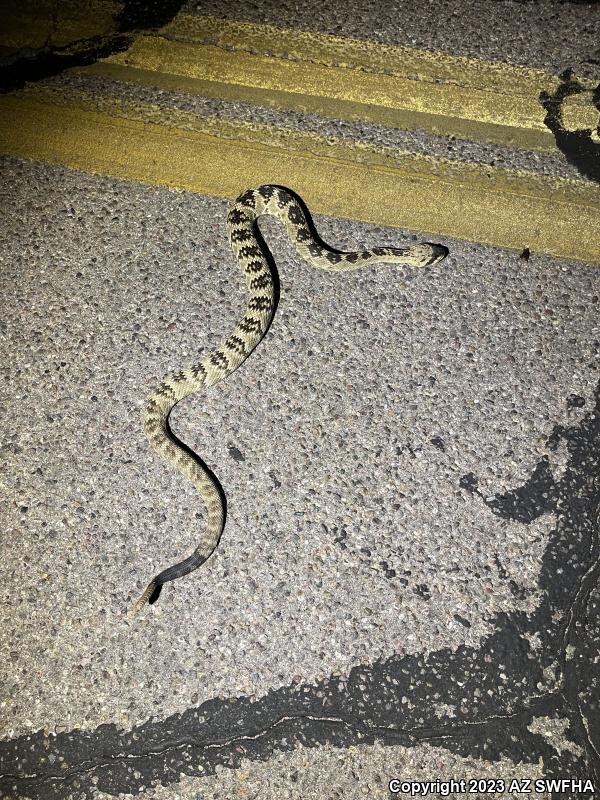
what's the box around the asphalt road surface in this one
[0,2,599,799]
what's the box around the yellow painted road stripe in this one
[83,13,598,152]
[1,90,598,263]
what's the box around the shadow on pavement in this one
[0,0,186,94]
[540,68,600,183]
[1,372,598,796]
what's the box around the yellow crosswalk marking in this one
[1,88,598,263]
[85,14,598,152]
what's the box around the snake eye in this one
[134,187,453,611]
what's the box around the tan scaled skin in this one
[130,185,447,615]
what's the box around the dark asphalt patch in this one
[0,35,132,95]
[1,379,598,798]
[540,69,600,183]
[0,1,186,94]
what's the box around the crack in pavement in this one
[0,700,556,788]
[1,371,598,798]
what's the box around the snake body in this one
[131,185,448,614]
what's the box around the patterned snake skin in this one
[130,185,448,615]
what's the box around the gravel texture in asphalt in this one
[1,150,599,796]
[187,0,600,78]
[1,2,599,797]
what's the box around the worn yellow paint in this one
[84,13,597,152]
[561,91,600,135]
[1,90,598,263]
[159,13,581,97]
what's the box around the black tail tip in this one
[148,584,162,605]
[426,244,449,265]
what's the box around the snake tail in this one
[130,185,448,614]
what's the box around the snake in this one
[130,185,448,615]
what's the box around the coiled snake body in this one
[131,185,447,614]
